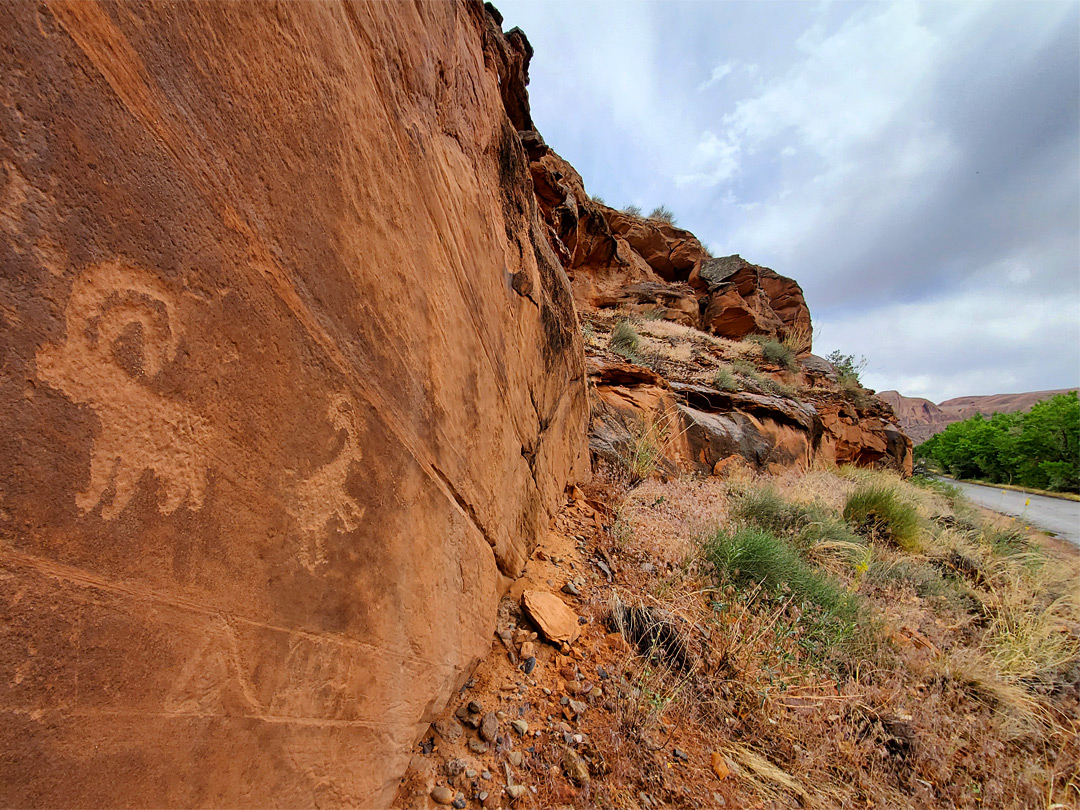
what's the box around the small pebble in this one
[511,720,529,735]
[523,656,536,675]
[431,786,454,805]
[468,738,489,754]
[496,710,507,721]
[452,796,466,810]
[479,792,489,802]
[541,687,551,696]
[480,712,498,742]
[508,751,523,766]
[465,769,477,779]
[506,785,527,799]
[560,696,569,706]
[481,771,491,780]
[468,700,483,714]
[447,759,467,778]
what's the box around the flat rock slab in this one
[522,590,580,645]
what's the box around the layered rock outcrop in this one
[694,255,812,343]
[0,3,586,807]
[521,127,809,346]
[588,354,911,479]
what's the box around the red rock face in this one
[696,255,812,344]
[0,3,586,807]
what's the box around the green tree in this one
[826,351,866,384]
[915,392,1079,493]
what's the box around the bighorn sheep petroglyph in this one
[291,392,366,571]
[36,262,211,519]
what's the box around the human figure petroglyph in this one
[291,393,366,571]
[35,262,211,519]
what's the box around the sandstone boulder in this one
[695,255,811,344]
[601,209,708,282]
[521,590,581,645]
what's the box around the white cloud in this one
[817,286,1080,401]
[697,62,733,92]
[674,131,741,187]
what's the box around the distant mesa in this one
[877,388,1079,444]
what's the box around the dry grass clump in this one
[618,417,666,486]
[635,316,760,362]
[844,485,923,550]
[609,318,640,359]
[781,322,813,355]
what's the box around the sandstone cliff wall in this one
[0,2,587,806]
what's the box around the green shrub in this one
[713,367,738,391]
[609,319,640,359]
[735,488,864,553]
[733,488,811,538]
[826,351,866,384]
[592,194,605,205]
[732,358,759,377]
[843,486,921,550]
[837,376,869,409]
[705,527,852,612]
[748,336,796,371]
[648,205,675,223]
[623,203,643,217]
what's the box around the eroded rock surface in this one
[0,3,586,807]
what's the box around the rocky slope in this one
[1,2,910,808]
[879,388,1078,444]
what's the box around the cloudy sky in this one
[497,0,1080,404]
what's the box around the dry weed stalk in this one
[781,322,813,355]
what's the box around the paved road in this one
[941,478,1080,546]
